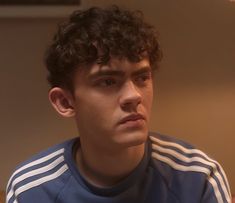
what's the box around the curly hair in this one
[45,5,162,91]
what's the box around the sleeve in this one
[6,181,16,203]
[201,165,232,203]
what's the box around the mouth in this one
[118,113,146,127]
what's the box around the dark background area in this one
[0,0,80,5]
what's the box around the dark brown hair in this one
[45,5,162,91]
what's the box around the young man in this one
[6,6,231,203]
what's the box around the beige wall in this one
[1,0,235,194]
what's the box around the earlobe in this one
[48,87,75,118]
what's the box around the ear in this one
[48,87,75,118]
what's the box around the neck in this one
[75,139,145,187]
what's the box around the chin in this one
[115,130,148,148]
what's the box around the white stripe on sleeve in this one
[11,164,68,203]
[7,148,65,190]
[150,135,231,203]
[7,156,65,202]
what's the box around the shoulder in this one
[6,138,76,203]
[148,132,231,203]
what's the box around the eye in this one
[97,78,117,87]
[135,72,152,85]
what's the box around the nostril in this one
[120,96,142,111]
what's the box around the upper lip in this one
[118,113,145,124]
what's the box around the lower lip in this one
[119,119,145,129]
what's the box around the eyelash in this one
[97,78,118,87]
[135,73,151,84]
[95,73,151,88]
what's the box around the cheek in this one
[75,94,117,125]
[143,86,153,107]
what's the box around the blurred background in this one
[0,0,234,194]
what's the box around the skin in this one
[49,57,153,187]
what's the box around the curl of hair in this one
[45,5,162,91]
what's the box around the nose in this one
[119,80,142,111]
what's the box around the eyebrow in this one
[88,66,151,80]
[88,70,125,80]
[131,66,152,77]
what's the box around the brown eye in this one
[104,79,116,86]
[98,78,117,87]
[135,72,151,85]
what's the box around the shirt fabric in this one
[6,132,231,203]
